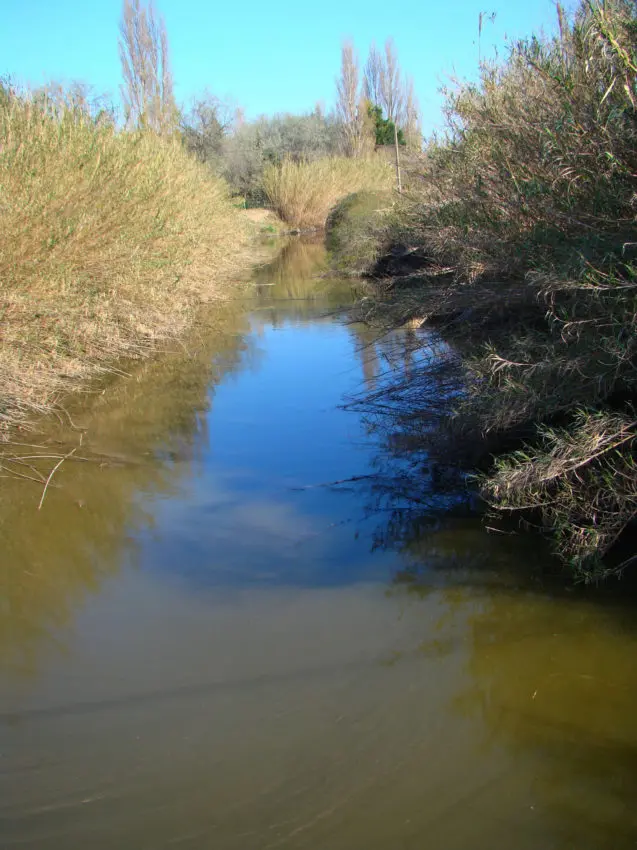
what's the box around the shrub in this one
[221,111,342,200]
[326,190,397,273]
[350,0,637,579]
[0,89,249,433]
[262,155,394,228]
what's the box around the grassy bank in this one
[332,0,637,580]
[325,190,397,274]
[262,156,393,229]
[0,89,251,436]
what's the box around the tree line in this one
[116,0,422,202]
[336,38,420,155]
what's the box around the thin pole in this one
[394,122,402,194]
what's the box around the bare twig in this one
[38,448,76,511]
[290,474,376,491]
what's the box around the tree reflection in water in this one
[351,325,637,849]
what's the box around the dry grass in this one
[344,0,637,578]
[262,155,394,229]
[0,89,250,435]
[482,411,637,578]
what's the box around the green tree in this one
[367,103,405,146]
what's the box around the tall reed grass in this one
[262,156,393,229]
[342,0,637,579]
[0,90,250,434]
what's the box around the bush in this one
[221,111,342,200]
[349,0,637,579]
[262,156,394,228]
[326,190,397,273]
[0,89,249,433]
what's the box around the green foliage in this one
[222,111,341,201]
[367,103,405,147]
[326,190,396,273]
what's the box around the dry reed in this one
[262,156,393,229]
[341,0,637,578]
[0,89,250,435]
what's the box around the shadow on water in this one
[1,238,637,849]
[350,327,637,848]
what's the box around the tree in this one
[403,76,422,149]
[335,40,360,155]
[222,111,341,201]
[181,91,234,167]
[361,39,421,146]
[363,42,383,107]
[335,40,374,157]
[119,0,177,134]
[32,80,116,125]
[368,103,405,146]
[380,38,404,125]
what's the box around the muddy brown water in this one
[1,241,637,850]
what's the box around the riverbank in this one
[0,88,263,439]
[327,0,637,581]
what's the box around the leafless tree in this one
[363,38,420,138]
[181,91,235,166]
[33,80,116,124]
[119,0,177,134]
[335,40,373,157]
[363,42,383,107]
[335,40,359,155]
[403,75,422,149]
[380,38,404,125]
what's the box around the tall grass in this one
[0,90,249,434]
[343,0,637,579]
[262,156,393,229]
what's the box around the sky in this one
[1,0,565,135]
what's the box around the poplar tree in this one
[119,0,177,134]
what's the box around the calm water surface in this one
[1,241,637,849]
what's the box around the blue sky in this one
[2,0,563,134]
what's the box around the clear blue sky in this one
[2,0,564,134]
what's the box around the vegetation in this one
[335,38,421,158]
[119,0,177,133]
[326,190,396,273]
[0,86,249,435]
[0,0,420,438]
[262,156,393,229]
[180,40,420,205]
[221,109,342,205]
[337,0,637,580]
[368,104,405,147]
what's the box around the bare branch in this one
[363,42,383,106]
[380,38,404,124]
[119,0,177,134]
[335,40,373,157]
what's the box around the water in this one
[1,241,637,849]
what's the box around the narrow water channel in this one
[1,241,637,850]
